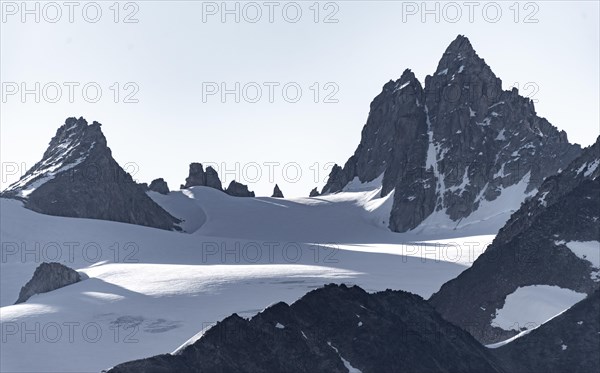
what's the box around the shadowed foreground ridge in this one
[107,284,505,373]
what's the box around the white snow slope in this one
[491,285,587,332]
[2,184,500,372]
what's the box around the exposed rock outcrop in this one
[271,184,284,198]
[183,163,206,188]
[204,167,223,190]
[225,180,255,197]
[15,262,82,304]
[1,117,181,231]
[309,187,320,197]
[181,163,254,197]
[182,163,223,191]
[321,35,581,233]
[108,284,505,373]
[149,178,170,195]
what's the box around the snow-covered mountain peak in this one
[432,34,485,78]
[1,117,180,230]
[49,116,106,151]
[3,117,104,198]
[322,35,582,233]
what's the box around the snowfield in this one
[0,183,525,372]
[564,241,600,281]
[491,285,587,332]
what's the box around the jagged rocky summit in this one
[271,184,284,198]
[1,117,181,231]
[309,187,320,197]
[322,35,581,233]
[181,163,223,191]
[181,163,255,197]
[225,180,255,197]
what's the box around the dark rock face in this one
[1,117,180,231]
[183,163,206,188]
[15,262,82,304]
[182,163,223,191]
[149,178,170,195]
[108,284,505,373]
[271,184,284,198]
[429,138,600,344]
[225,181,255,197]
[494,136,600,246]
[182,163,253,197]
[309,187,320,197]
[322,35,581,232]
[204,167,223,190]
[493,291,600,373]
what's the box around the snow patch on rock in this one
[491,285,587,332]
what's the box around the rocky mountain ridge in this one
[1,117,181,231]
[429,137,600,344]
[322,35,581,233]
[107,284,506,373]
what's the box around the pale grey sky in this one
[1,1,599,196]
